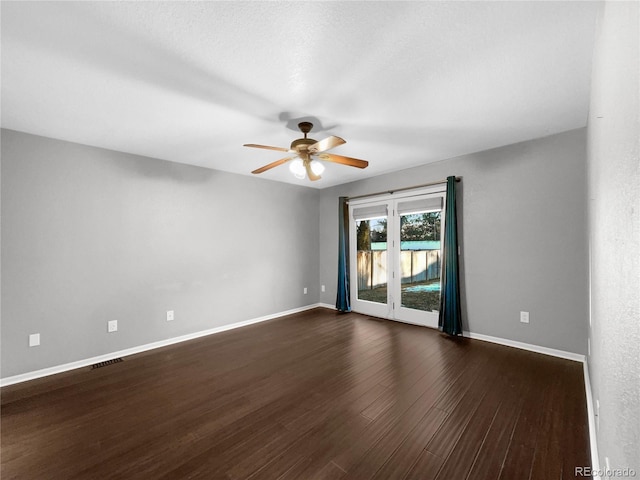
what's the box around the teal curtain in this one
[336,196,351,312]
[438,176,462,335]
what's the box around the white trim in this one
[463,331,585,363]
[583,361,601,479]
[0,303,323,387]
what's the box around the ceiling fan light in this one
[289,158,306,179]
[310,160,325,176]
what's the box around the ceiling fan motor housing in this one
[290,137,316,152]
[291,122,316,153]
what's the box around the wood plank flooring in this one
[1,308,590,479]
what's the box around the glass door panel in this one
[356,217,388,305]
[349,201,391,318]
[393,194,444,327]
[397,210,442,327]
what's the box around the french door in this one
[348,187,446,328]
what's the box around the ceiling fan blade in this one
[251,156,295,174]
[318,153,369,169]
[304,160,321,181]
[244,143,291,153]
[308,136,346,154]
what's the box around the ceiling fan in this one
[244,122,369,181]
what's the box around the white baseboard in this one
[0,303,323,387]
[463,331,586,363]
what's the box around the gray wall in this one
[0,129,591,377]
[320,128,589,355]
[1,129,319,378]
[587,1,639,472]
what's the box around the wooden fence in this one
[357,249,440,290]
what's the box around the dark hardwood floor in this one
[1,308,590,479]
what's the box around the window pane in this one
[399,211,441,311]
[356,217,387,304]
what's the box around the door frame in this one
[348,185,447,327]
[348,197,393,319]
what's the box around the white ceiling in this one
[1,1,600,189]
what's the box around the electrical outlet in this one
[108,320,118,333]
[304,287,308,294]
[166,310,174,322]
[321,285,325,292]
[520,311,530,323]
[29,333,40,347]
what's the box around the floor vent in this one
[91,358,123,369]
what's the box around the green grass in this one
[357,280,440,312]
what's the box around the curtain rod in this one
[346,176,460,201]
